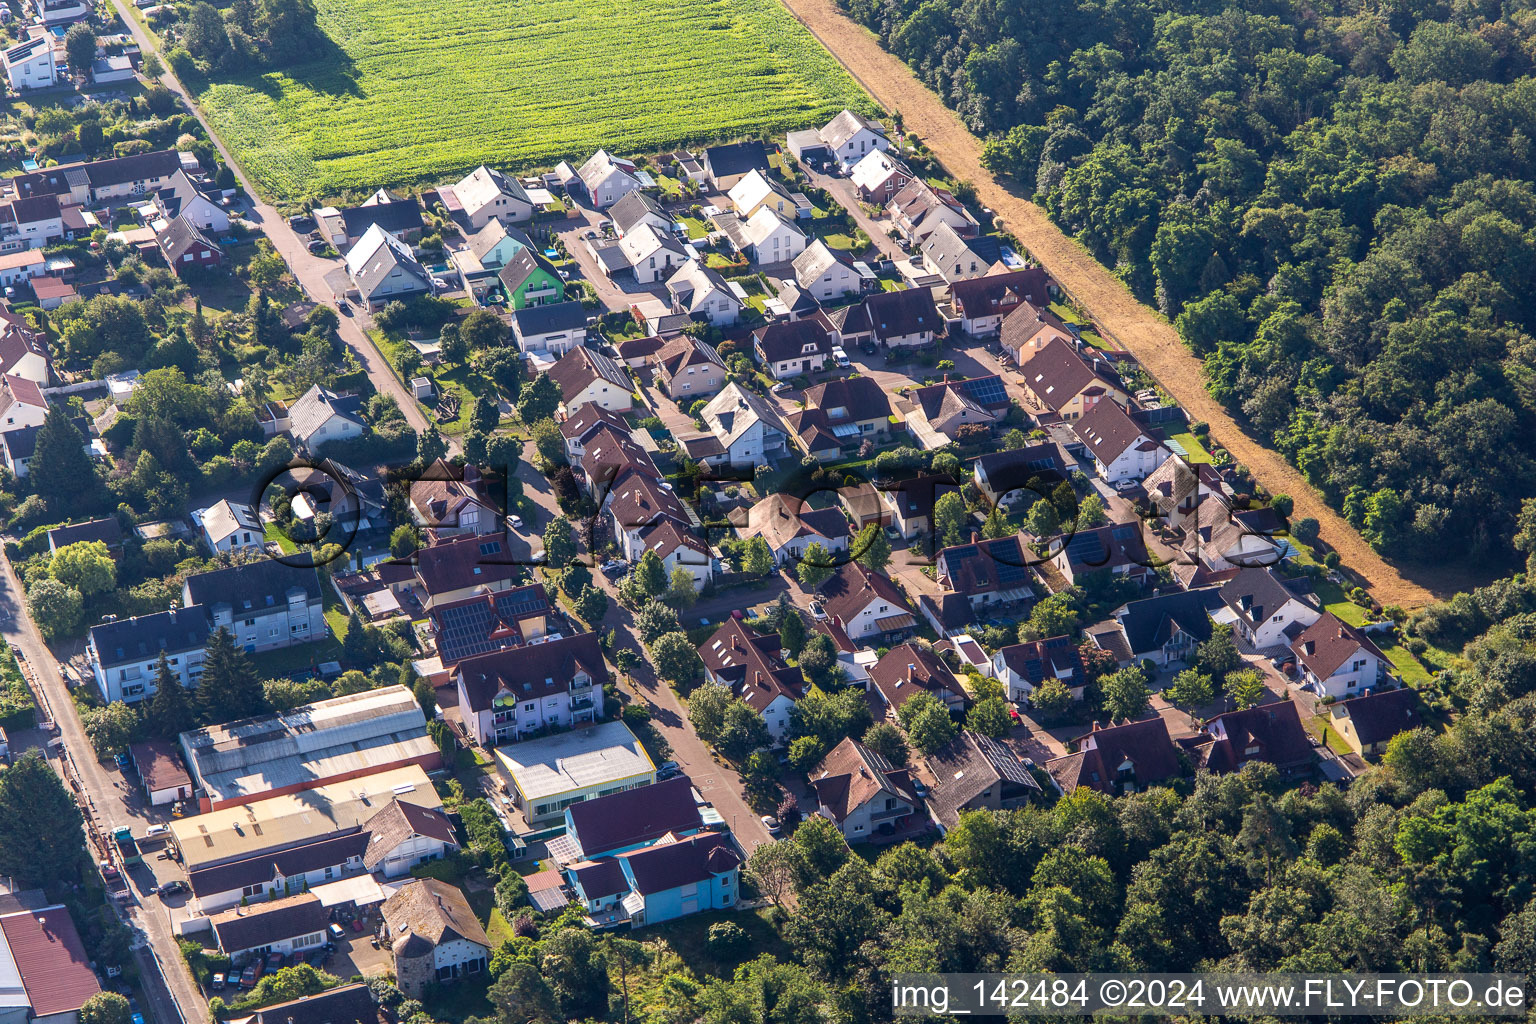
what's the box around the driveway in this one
[554,206,667,315]
[799,166,904,263]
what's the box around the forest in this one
[837,0,1536,565]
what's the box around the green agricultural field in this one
[193,0,871,202]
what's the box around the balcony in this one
[492,711,517,727]
[870,804,908,822]
[571,696,595,712]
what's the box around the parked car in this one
[265,952,284,973]
[337,301,352,315]
[287,214,315,232]
[307,238,328,255]
[911,779,929,799]
[601,560,628,577]
[808,601,827,621]
[505,514,524,530]
[761,815,782,836]
[832,346,850,367]
[328,922,345,939]
[157,880,187,897]
[210,973,225,990]
[113,752,132,772]
[656,761,681,779]
[1112,477,1140,492]
[770,381,792,394]
[239,963,259,988]
[144,824,169,839]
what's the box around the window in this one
[245,618,255,626]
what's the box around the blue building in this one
[569,832,741,928]
[563,776,705,860]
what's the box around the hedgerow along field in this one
[193,0,872,202]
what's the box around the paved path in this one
[106,0,429,442]
[0,554,202,1024]
[775,0,1435,608]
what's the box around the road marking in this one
[693,774,718,791]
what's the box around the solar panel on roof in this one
[961,376,1007,406]
[1065,531,1107,562]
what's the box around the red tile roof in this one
[0,905,100,1017]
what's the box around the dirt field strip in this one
[778,0,1436,607]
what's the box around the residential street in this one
[0,556,201,1024]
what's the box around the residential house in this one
[46,517,123,556]
[548,345,633,417]
[426,583,551,666]
[91,55,136,84]
[972,443,1068,509]
[34,0,91,25]
[1184,496,1289,572]
[816,109,889,169]
[1291,613,1389,700]
[742,493,850,566]
[10,149,188,206]
[1052,523,1154,586]
[499,722,655,825]
[287,384,365,452]
[443,165,533,230]
[0,194,65,253]
[495,247,563,309]
[381,880,490,997]
[702,140,770,191]
[319,196,424,249]
[905,374,1011,448]
[1217,567,1322,650]
[212,893,330,965]
[408,471,504,537]
[667,259,741,326]
[0,897,100,1024]
[453,632,606,745]
[344,224,432,311]
[578,422,661,499]
[157,215,224,277]
[620,224,688,284]
[821,301,874,347]
[153,170,230,234]
[700,620,805,742]
[197,498,263,555]
[3,35,54,91]
[736,207,806,264]
[1073,400,1170,484]
[792,240,857,303]
[577,150,642,208]
[250,985,378,1024]
[597,833,741,929]
[31,275,76,310]
[935,536,1036,610]
[1329,687,1422,756]
[788,376,894,460]
[864,287,941,348]
[727,170,805,221]
[992,635,1085,703]
[838,481,890,530]
[511,300,588,358]
[818,561,916,643]
[1015,335,1125,419]
[0,374,46,432]
[636,517,712,587]
[0,311,50,387]
[652,335,727,400]
[1045,718,1181,796]
[810,737,918,842]
[919,223,1003,285]
[849,149,910,204]
[87,605,212,703]
[882,473,961,540]
[451,220,532,298]
[563,776,703,860]
[0,251,45,288]
[1195,701,1314,775]
[615,334,667,368]
[867,642,968,715]
[1101,586,1222,667]
[130,738,192,806]
[560,404,630,462]
[950,267,1053,338]
[888,179,978,244]
[699,382,788,467]
[183,559,326,654]
[0,425,38,477]
[605,470,692,563]
[924,730,1041,830]
[609,189,673,238]
[753,319,831,379]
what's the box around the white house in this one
[817,562,916,643]
[848,149,909,203]
[182,559,327,655]
[288,384,365,452]
[817,109,889,170]
[792,240,857,303]
[699,620,804,743]
[1291,613,1390,700]
[383,880,490,997]
[1217,568,1322,650]
[345,223,433,311]
[637,517,713,588]
[2,35,54,91]
[608,190,673,238]
[1072,400,1169,484]
[0,374,47,432]
[619,224,688,284]
[990,637,1084,703]
[446,165,533,230]
[577,150,642,208]
[511,300,588,358]
[211,894,330,965]
[667,259,741,327]
[88,605,212,703]
[700,382,788,467]
[453,633,606,746]
[154,170,231,235]
[197,499,263,555]
[739,207,806,265]
[548,345,634,418]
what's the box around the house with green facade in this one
[496,247,564,310]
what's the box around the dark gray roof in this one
[704,141,770,179]
[253,984,376,1024]
[341,199,423,239]
[623,832,740,895]
[609,190,670,234]
[512,300,587,337]
[497,246,560,294]
[158,215,220,262]
[1220,567,1309,631]
[90,605,211,669]
[183,560,324,614]
[864,287,940,341]
[47,517,123,549]
[1116,587,1222,655]
[155,170,220,220]
[212,894,329,954]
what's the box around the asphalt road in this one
[0,554,201,1024]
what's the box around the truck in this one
[112,826,142,867]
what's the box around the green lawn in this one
[1168,431,1213,464]
[1312,579,1369,627]
[679,216,709,240]
[263,521,297,554]
[188,0,870,201]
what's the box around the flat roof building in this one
[178,685,440,810]
[493,721,654,825]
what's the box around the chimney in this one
[907,663,916,682]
